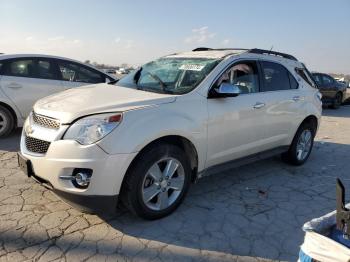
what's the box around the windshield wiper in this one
[133,67,167,91]
[133,67,143,84]
[108,79,119,85]
[145,71,167,90]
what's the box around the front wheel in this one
[282,122,315,166]
[121,144,191,220]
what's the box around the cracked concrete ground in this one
[1,107,350,262]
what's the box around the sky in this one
[1,0,349,74]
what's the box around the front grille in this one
[32,113,60,129]
[25,135,51,154]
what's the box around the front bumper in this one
[19,129,137,213]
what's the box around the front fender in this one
[98,96,208,171]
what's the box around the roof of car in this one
[0,53,84,64]
[165,48,300,65]
[166,49,247,59]
[0,53,116,78]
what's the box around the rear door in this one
[0,57,65,118]
[256,60,304,150]
[321,74,337,99]
[55,59,109,89]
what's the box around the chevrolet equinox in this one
[19,48,322,219]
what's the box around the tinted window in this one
[37,60,58,80]
[0,62,3,74]
[57,61,104,83]
[296,68,316,88]
[322,75,334,85]
[312,74,322,86]
[7,59,36,77]
[261,61,291,91]
[216,61,259,94]
[288,72,298,89]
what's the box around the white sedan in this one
[0,54,117,137]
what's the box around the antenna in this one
[336,178,350,238]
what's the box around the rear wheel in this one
[283,122,315,166]
[121,144,191,220]
[330,92,342,109]
[0,106,15,138]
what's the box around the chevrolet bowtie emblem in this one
[25,114,34,135]
[25,125,34,135]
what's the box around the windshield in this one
[116,57,221,94]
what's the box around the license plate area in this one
[18,153,34,177]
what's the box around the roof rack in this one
[248,48,298,61]
[192,47,298,61]
[192,47,249,52]
[192,47,212,51]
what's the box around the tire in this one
[330,92,342,109]
[121,144,191,220]
[0,106,15,138]
[282,122,315,166]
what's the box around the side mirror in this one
[214,83,241,98]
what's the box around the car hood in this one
[33,84,177,123]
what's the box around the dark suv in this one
[312,73,347,109]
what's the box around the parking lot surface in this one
[1,107,350,262]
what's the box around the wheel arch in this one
[119,135,199,198]
[298,115,318,135]
[0,101,18,128]
[133,135,197,179]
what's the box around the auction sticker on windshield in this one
[179,64,205,71]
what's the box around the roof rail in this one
[248,48,298,61]
[192,47,249,52]
[192,47,213,51]
[191,47,298,61]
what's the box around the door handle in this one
[7,83,22,89]
[253,102,266,109]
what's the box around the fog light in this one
[72,168,92,189]
[75,172,90,187]
[59,168,93,189]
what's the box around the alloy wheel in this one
[296,129,312,161]
[0,111,8,134]
[141,157,185,211]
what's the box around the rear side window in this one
[296,68,316,88]
[6,59,36,78]
[260,61,293,91]
[37,60,59,80]
[288,72,298,89]
[57,61,105,84]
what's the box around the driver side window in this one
[216,61,259,94]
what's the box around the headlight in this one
[64,113,122,145]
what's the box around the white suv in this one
[18,48,322,219]
[0,54,117,137]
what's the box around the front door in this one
[0,58,65,119]
[206,60,266,167]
